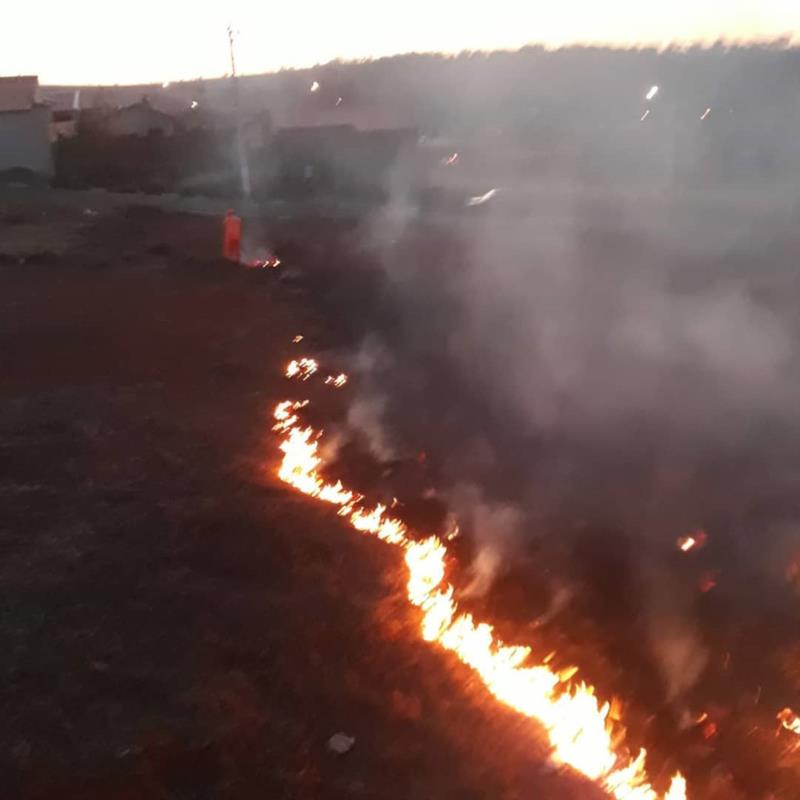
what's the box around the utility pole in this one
[228,24,251,199]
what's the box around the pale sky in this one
[5,0,800,85]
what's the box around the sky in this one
[5,0,800,85]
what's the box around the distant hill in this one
[42,43,800,135]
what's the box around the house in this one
[0,76,53,179]
[50,109,79,141]
[105,97,175,137]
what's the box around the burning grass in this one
[271,363,687,800]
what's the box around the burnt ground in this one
[0,200,611,800]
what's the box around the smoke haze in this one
[342,134,800,727]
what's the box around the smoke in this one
[448,483,522,598]
[346,394,396,462]
[345,185,800,714]
[343,337,399,462]
[315,49,800,732]
[650,615,709,704]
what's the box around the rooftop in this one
[0,75,39,112]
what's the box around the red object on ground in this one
[223,210,242,262]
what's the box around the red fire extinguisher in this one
[223,209,241,262]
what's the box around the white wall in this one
[0,107,52,177]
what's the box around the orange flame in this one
[778,707,800,735]
[325,373,349,388]
[272,396,687,800]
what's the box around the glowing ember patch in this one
[697,572,717,593]
[271,396,688,800]
[286,358,318,380]
[325,373,349,387]
[701,721,717,740]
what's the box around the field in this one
[0,198,610,800]
[3,187,800,799]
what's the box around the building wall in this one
[0,107,53,177]
[51,118,78,141]
[106,105,175,137]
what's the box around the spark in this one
[646,85,659,101]
[700,108,711,120]
[310,80,320,93]
[271,387,688,800]
[293,335,304,343]
[676,531,706,552]
[336,96,343,106]
[466,188,497,207]
[191,100,199,109]
[443,152,459,166]
[640,109,650,122]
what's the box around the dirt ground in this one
[0,199,612,800]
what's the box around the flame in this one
[285,358,318,380]
[271,394,687,800]
[778,708,800,735]
[325,373,349,388]
[665,775,687,800]
[777,708,800,754]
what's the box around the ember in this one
[271,364,688,800]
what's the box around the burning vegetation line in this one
[272,376,687,800]
[285,357,319,381]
